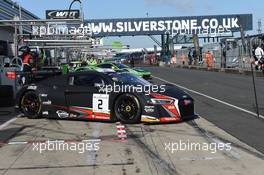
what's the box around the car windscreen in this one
[108,72,151,86]
[113,63,129,69]
[97,64,113,69]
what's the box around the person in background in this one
[3,57,10,67]
[192,50,198,65]
[222,47,227,68]
[152,53,157,65]
[30,51,39,71]
[101,57,106,64]
[251,56,264,72]
[81,61,88,67]
[171,53,177,65]
[199,47,204,65]
[205,50,213,70]
[254,44,264,70]
[188,50,193,65]
[180,52,186,65]
[251,45,264,72]
[19,46,33,72]
[255,45,264,60]
[88,55,97,66]
[130,55,135,67]
[148,54,152,65]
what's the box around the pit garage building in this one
[0,0,39,57]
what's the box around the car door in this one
[65,73,111,120]
[38,75,68,118]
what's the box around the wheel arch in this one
[112,93,143,123]
[18,89,37,109]
[18,89,43,119]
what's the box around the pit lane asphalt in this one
[146,66,264,154]
[1,67,264,154]
[0,68,264,174]
[0,115,263,175]
[0,108,16,126]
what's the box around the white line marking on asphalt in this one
[0,117,18,130]
[190,120,242,159]
[82,139,101,142]
[153,76,264,120]
[87,123,102,165]
[0,139,102,145]
[8,142,28,145]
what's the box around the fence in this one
[170,37,263,71]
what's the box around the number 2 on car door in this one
[93,94,109,113]
[98,99,103,110]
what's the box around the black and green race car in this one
[96,62,152,79]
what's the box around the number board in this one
[93,94,110,113]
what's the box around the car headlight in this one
[150,99,174,104]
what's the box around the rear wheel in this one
[114,94,141,124]
[20,91,42,119]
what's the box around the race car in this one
[74,66,94,72]
[96,62,152,79]
[15,71,197,124]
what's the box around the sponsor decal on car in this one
[144,106,155,113]
[42,111,49,115]
[56,110,69,118]
[70,106,110,120]
[42,101,52,105]
[55,108,78,119]
[40,94,48,97]
[92,115,110,120]
[69,113,78,118]
[27,85,37,90]
[160,117,180,122]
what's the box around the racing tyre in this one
[20,91,42,119]
[114,94,141,124]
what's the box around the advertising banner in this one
[46,10,80,19]
[86,14,253,37]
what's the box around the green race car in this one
[96,62,152,79]
[60,61,83,74]
[70,61,97,72]
[74,66,94,72]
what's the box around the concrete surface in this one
[0,116,263,175]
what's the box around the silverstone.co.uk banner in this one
[86,14,253,37]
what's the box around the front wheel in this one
[20,91,42,119]
[114,94,141,124]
